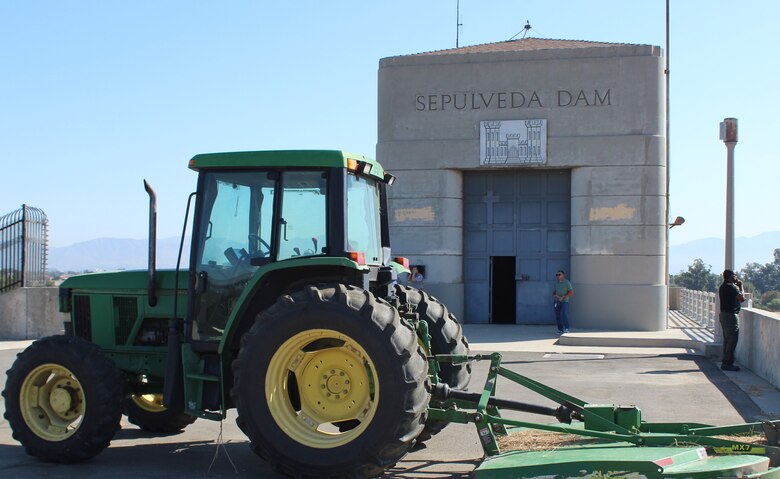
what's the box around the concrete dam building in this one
[377,38,666,330]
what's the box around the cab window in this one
[277,171,328,261]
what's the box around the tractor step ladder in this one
[181,346,224,420]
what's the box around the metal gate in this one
[464,170,570,324]
[0,205,48,292]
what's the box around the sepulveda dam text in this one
[415,89,612,111]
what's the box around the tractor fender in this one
[218,257,368,356]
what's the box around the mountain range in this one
[667,231,780,275]
[48,231,780,275]
[49,237,191,272]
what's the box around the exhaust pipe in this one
[144,180,158,307]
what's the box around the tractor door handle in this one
[198,271,208,293]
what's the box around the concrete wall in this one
[668,286,681,310]
[378,43,667,330]
[736,308,780,389]
[0,288,67,340]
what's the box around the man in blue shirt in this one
[552,270,574,334]
[718,269,744,371]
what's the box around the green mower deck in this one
[475,442,779,479]
[428,352,780,479]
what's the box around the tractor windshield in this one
[346,173,382,265]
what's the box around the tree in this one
[672,258,719,292]
[740,248,780,312]
[740,248,780,295]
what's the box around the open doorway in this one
[490,256,516,324]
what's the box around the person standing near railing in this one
[718,269,745,371]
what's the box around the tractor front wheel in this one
[231,284,430,479]
[122,394,196,433]
[394,284,471,441]
[2,335,123,463]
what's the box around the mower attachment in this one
[428,352,780,479]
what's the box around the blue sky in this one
[1,1,778,248]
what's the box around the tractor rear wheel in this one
[231,284,430,479]
[2,335,122,463]
[394,284,471,441]
[122,394,196,433]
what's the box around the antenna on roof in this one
[509,20,532,41]
[456,0,464,47]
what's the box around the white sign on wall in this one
[479,119,547,166]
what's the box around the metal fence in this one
[0,205,48,292]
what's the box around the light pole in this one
[719,118,738,271]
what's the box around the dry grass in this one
[497,431,769,452]
[498,430,601,451]
[713,434,767,445]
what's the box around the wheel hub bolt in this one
[321,368,351,397]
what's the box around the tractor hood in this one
[60,269,188,292]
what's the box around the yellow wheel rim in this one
[19,363,86,441]
[130,394,166,413]
[266,329,378,448]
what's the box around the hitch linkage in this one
[433,383,574,424]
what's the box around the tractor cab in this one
[185,150,397,346]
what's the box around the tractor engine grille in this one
[113,297,138,346]
[72,295,92,341]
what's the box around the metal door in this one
[464,170,570,324]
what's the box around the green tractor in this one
[6,149,780,478]
[2,150,470,477]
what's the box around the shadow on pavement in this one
[385,457,481,478]
[113,427,191,440]
[0,441,285,479]
[693,355,768,423]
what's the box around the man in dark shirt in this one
[718,269,744,371]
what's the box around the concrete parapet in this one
[737,308,780,389]
[0,287,66,340]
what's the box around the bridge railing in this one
[679,289,717,329]
[678,287,753,331]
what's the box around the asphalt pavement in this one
[1,325,777,479]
